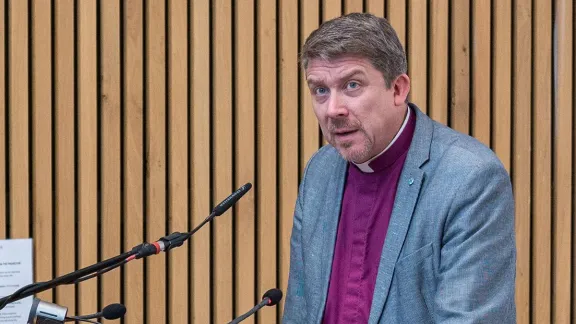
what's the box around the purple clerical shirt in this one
[322,107,416,323]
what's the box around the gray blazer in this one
[282,104,516,323]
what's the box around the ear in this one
[392,74,410,106]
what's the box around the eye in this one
[314,87,329,96]
[347,81,359,90]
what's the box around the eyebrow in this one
[306,69,366,87]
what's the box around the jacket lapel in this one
[368,105,433,323]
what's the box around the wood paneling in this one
[100,0,122,311]
[299,0,320,176]
[78,0,98,315]
[8,0,29,241]
[279,0,299,318]
[168,1,189,323]
[7,1,30,238]
[190,0,211,322]
[450,0,470,134]
[257,0,277,322]
[492,0,512,172]
[31,0,53,303]
[0,2,573,323]
[0,0,6,240]
[54,0,76,314]
[123,1,145,322]
[145,0,167,322]
[212,0,233,322]
[234,1,256,323]
[471,0,491,147]
[429,0,448,125]
[407,0,427,113]
[513,0,532,322]
[553,1,573,323]
[532,1,552,323]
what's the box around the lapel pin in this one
[408,178,414,185]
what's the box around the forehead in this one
[305,56,379,83]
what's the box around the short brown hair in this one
[300,13,407,88]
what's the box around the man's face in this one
[306,56,409,163]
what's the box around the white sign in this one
[0,239,33,324]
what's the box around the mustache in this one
[328,118,361,131]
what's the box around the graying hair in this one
[300,13,407,88]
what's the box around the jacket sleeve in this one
[434,160,517,323]
[282,182,307,323]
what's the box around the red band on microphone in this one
[152,242,161,254]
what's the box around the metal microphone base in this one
[27,298,67,324]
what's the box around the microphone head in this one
[212,182,253,216]
[102,303,126,320]
[262,289,283,306]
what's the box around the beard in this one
[324,119,373,163]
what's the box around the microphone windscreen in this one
[212,183,252,216]
[102,303,127,320]
[262,289,283,306]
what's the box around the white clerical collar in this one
[353,106,411,173]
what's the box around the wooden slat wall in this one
[513,1,532,323]
[0,1,574,323]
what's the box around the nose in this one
[326,92,348,118]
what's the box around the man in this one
[282,13,516,324]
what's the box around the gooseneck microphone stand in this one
[0,183,253,322]
[0,249,137,312]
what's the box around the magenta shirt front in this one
[322,108,416,323]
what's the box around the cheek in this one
[312,103,326,121]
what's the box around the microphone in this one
[136,183,253,258]
[0,184,253,312]
[211,182,253,217]
[64,303,126,322]
[228,288,283,324]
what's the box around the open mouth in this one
[334,130,358,137]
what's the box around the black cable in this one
[72,259,130,284]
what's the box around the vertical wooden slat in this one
[492,0,511,171]
[0,0,5,240]
[512,0,532,322]
[366,0,385,17]
[322,0,341,22]
[553,0,573,323]
[344,0,363,14]
[54,0,76,314]
[407,0,427,113]
[32,0,53,302]
[77,0,98,315]
[319,0,339,164]
[428,0,448,124]
[573,4,576,323]
[145,1,167,322]
[532,0,552,322]
[100,0,122,309]
[256,0,277,322]
[9,0,29,239]
[450,0,470,134]
[167,1,189,323]
[279,0,299,318]
[299,0,320,176]
[123,1,145,323]
[386,0,406,47]
[234,1,256,323]
[213,0,234,322]
[191,0,211,321]
[471,1,491,146]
